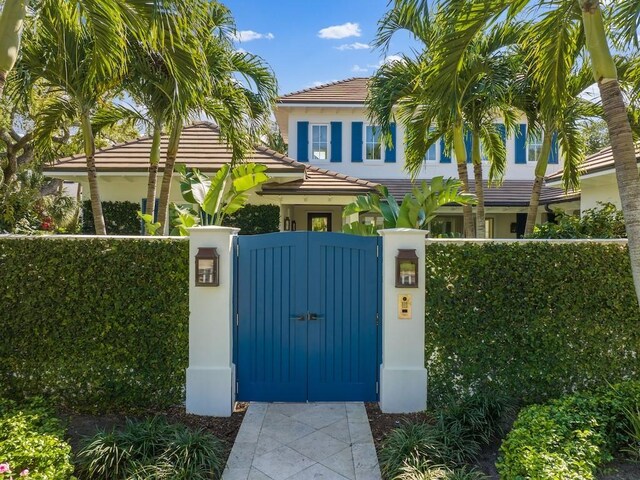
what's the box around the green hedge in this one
[82,200,141,235]
[425,242,640,407]
[497,381,640,479]
[0,237,189,413]
[222,204,280,235]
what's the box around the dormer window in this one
[528,132,543,163]
[365,125,383,161]
[311,124,329,160]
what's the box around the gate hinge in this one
[236,382,239,394]
[376,382,379,394]
[236,312,239,326]
[376,245,379,258]
[236,243,240,257]
[376,312,380,325]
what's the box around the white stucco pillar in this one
[378,228,428,413]
[186,226,239,417]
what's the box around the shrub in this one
[0,399,74,480]
[82,201,140,235]
[397,461,489,480]
[0,237,189,412]
[76,417,224,480]
[222,204,280,235]
[425,242,640,406]
[528,202,626,239]
[497,381,640,480]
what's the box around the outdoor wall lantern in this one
[195,247,219,287]
[396,249,419,288]
[284,217,291,231]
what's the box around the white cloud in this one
[336,42,370,51]
[318,22,361,40]
[232,30,275,42]
[352,64,368,73]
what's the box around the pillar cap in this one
[378,228,428,237]
[188,226,240,235]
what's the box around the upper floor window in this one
[528,132,543,163]
[365,125,383,161]
[311,124,329,160]
[424,130,437,162]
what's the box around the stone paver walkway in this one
[222,403,381,480]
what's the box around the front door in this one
[235,232,380,402]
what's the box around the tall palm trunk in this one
[582,0,640,305]
[472,131,485,238]
[0,0,28,98]
[157,120,183,234]
[453,124,475,237]
[80,112,106,235]
[524,131,553,236]
[144,121,163,226]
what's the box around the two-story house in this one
[45,77,579,237]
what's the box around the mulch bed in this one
[60,402,248,465]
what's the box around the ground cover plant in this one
[378,394,514,479]
[75,417,224,480]
[0,398,73,480]
[497,381,640,480]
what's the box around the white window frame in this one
[310,123,330,162]
[527,131,543,163]
[424,129,438,162]
[364,124,384,162]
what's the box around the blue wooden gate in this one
[235,232,381,402]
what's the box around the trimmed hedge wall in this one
[222,204,280,235]
[425,242,640,407]
[82,200,141,235]
[0,237,189,413]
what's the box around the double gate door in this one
[235,232,380,402]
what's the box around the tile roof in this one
[376,179,579,206]
[546,143,640,182]
[260,166,379,195]
[44,122,306,174]
[278,77,369,105]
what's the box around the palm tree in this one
[410,0,640,303]
[154,4,277,233]
[368,3,476,237]
[369,3,519,238]
[18,0,122,234]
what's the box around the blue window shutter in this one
[297,121,309,162]
[464,129,472,163]
[330,122,342,162]
[440,138,451,163]
[549,133,559,164]
[351,122,363,162]
[515,124,527,164]
[497,123,506,144]
[384,123,397,163]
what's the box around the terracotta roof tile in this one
[278,77,369,104]
[45,122,306,174]
[261,164,378,195]
[546,143,640,182]
[376,179,579,206]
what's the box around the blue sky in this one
[222,0,420,95]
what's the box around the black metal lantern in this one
[396,249,419,288]
[195,247,219,286]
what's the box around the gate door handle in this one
[308,313,324,321]
[290,314,307,321]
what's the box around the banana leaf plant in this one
[342,176,476,235]
[139,163,270,235]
